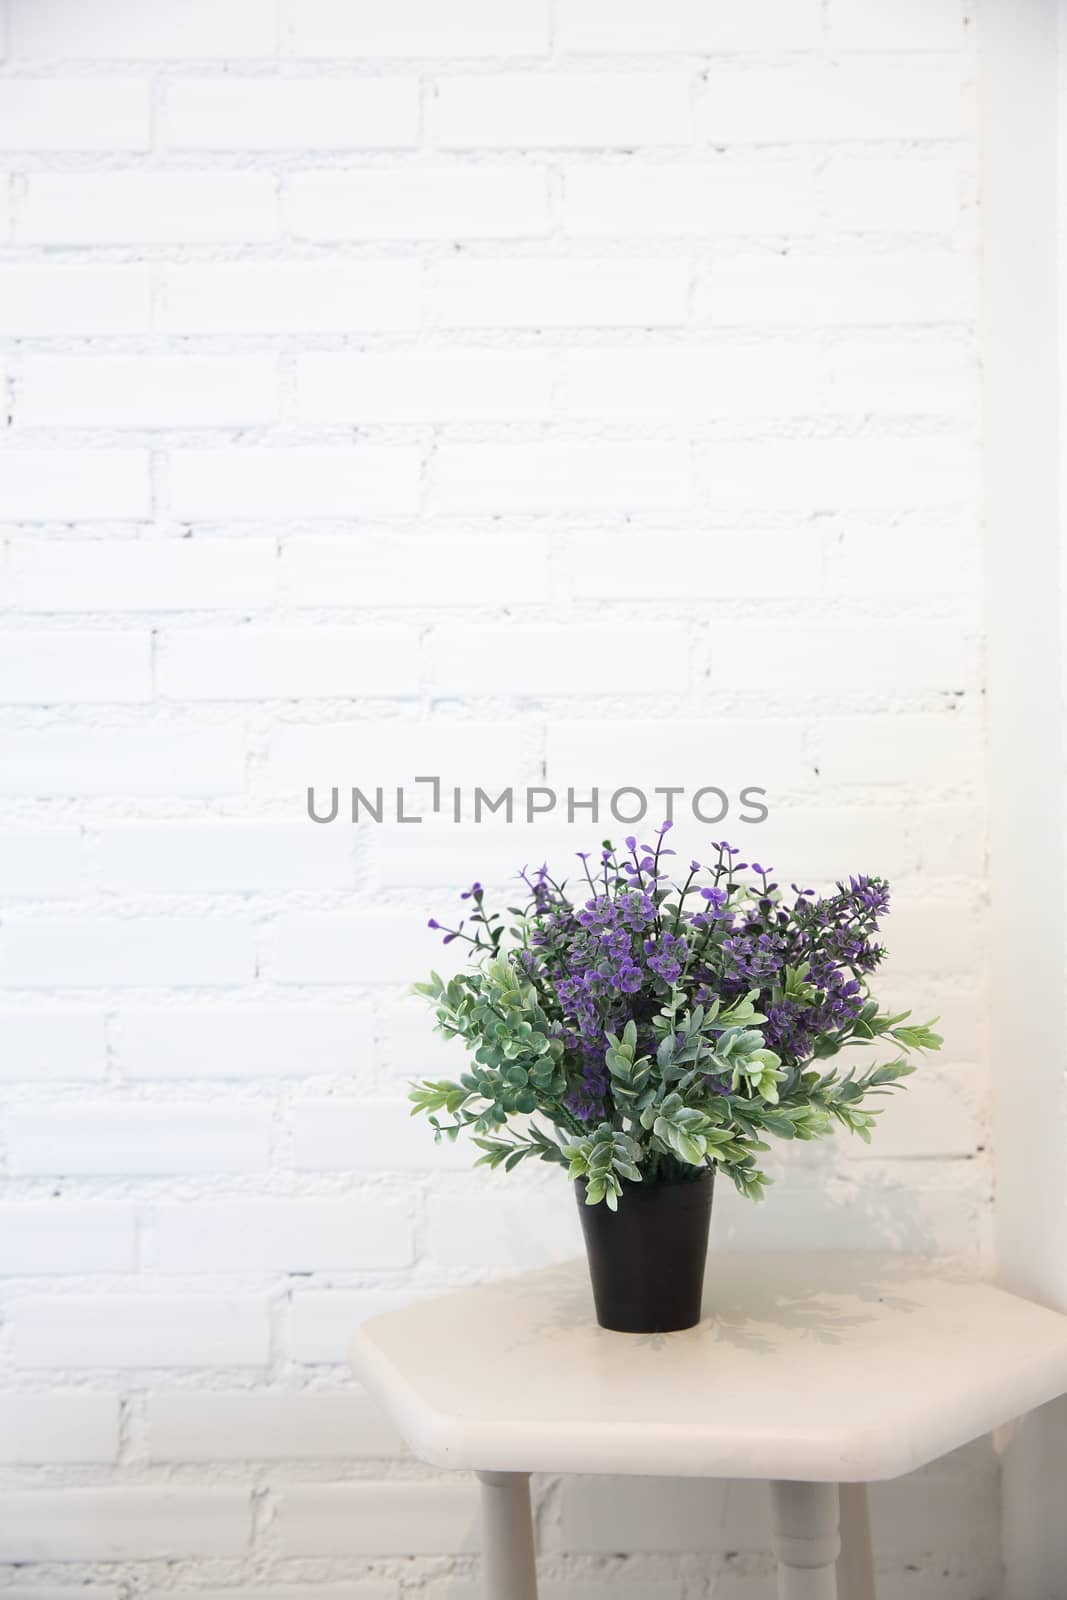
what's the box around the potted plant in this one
[411,827,942,1333]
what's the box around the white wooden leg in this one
[770,1481,840,1600]
[477,1471,538,1600]
[837,1482,876,1599]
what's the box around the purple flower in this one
[423,826,898,1114]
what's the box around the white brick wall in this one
[161,79,421,151]
[20,354,281,428]
[0,1,989,1597]
[0,81,151,150]
[10,1296,272,1369]
[0,266,153,334]
[0,1390,121,1463]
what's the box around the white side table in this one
[351,1250,1067,1599]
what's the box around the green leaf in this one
[890,1020,943,1052]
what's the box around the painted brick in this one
[0,631,152,704]
[117,1006,373,1080]
[372,1001,471,1083]
[698,251,971,326]
[268,910,429,985]
[19,355,280,428]
[751,803,918,879]
[0,825,84,896]
[432,1586,682,1600]
[0,916,255,988]
[10,0,276,58]
[10,1296,271,1369]
[910,802,986,878]
[556,0,820,52]
[0,1488,252,1560]
[147,1590,396,1600]
[257,716,532,795]
[828,524,976,591]
[820,153,964,234]
[291,0,549,58]
[425,623,687,696]
[7,1103,272,1175]
[563,161,815,236]
[167,446,421,519]
[429,442,691,513]
[11,537,279,611]
[811,711,981,788]
[699,438,971,511]
[289,1289,430,1364]
[157,626,420,700]
[0,1010,108,1081]
[0,449,151,520]
[147,1198,413,1271]
[144,1387,403,1460]
[557,530,823,597]
[17,172,275,243]
[434,257,689,327]
[0,1204,136,1274]
[0,724,247,796]
[0,1591,121,1600]
[292,1099,472,1171]
[825,339,975,418]
[543,717,809,795]
[279,533,550,606]
[852,1068,981,1159]
[0,1391,120,1463]
[826,0,966,50]
[0,265,151,334]
[160,261,423,334]
[287,168,549,239]
[0,80,150,149]
[163,78,419,150]
[699,60,962,142]
[19,174,278,245]
[274,1482,479,1556]
[367,822,604,890]
[556,345,824,420]
[425,1175,581,1270]
[880,895,985,977]
[435,72,692,147]
[714,1164,989,1257]
[95,821,352,892]
[706,621,975,695]
[295,350,553,423]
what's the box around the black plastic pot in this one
[575,1168,714,1333]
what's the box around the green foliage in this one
[409,865,943,1207]
[564,1124,643,1209]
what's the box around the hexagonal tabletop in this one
[351,1251,1067,1483]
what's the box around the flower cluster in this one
[411,827,942,1208]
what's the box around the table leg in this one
[477,1471,538,1600]
[770,1481,841,1600]
[838,1482,876,1599]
